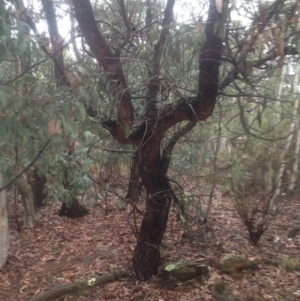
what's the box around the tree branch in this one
[161,121,197,173]
[72,0,134,143]
[0,139,51,192]
[42,0,70,87]
[117,0,132,49]
[145,0,175,113]
[27,270,127,301]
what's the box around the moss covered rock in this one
[158,261,209,282]
[218,253,258,274]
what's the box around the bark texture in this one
[132,134,172,280]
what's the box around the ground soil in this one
[1,186,300,301]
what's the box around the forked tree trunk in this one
[132,135,172,280]
[72,0,224,281]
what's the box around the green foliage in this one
[0,0,299,231]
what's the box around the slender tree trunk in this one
[126,152,142,205]
[0,174,8,268]
[18,176,35,228]
[289,69,300,193]
[132,135,172,281]
[30,167,47,208]
[289,127,300,193]
[268,65,299,210]
[41,0,88,218]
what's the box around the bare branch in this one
[42,0,70,86]
[161,121,197,173]
[117,0,132,49]
[145,0,175,113]
[145,0,153,33]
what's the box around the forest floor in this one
[1,182,300,301]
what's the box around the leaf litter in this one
[0,185,300,301]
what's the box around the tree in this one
[71,0,300,279]
[72,0,223,280]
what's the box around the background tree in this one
[0,174,8,268]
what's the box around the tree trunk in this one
[18,176,35,228]
[126,152,142,205]
[30,168,47,209]
[0,174,9,269]
[268,64,299,211]
[288,68,300,193]
[132,135,172,281]
[59,199,88,218]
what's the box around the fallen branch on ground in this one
[27,270,128,301]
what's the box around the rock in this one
[210,280,236,301]
[218,253,258,274]
[150,261,209,290]
[158,261,209,282]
